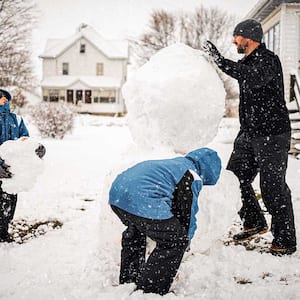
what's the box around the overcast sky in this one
[33,0,259,76]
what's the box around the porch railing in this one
[290,74,300,112]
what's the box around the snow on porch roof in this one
[40,24,128,59]
[246,0,299,22]
[41,76,121,89]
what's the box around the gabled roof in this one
[41,75,121,89]
[40,25,128,59]
[247,0,300,22]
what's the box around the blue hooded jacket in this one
[109,147,221,240]
[0,89,29,145]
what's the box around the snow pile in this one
[0,138,44,194]
[123,43,225,153]
[195,169,240,251]
[0,116,299,300]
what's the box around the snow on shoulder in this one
[0,138,44,194]
[123,43,225,153]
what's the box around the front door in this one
[76,90,83,104]
[85,90,92,104]
[67,90,74,103]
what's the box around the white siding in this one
[298,14,300,78]
[43,38,126,81]
[280,4,300,99]
[42,59,57,79]
[261,4,300,100]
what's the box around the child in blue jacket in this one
[0,89,44,242]
[109,147,221,295]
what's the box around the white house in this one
[246,0,300,100]
[39,24,128,115]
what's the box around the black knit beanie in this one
[233,19,263,42]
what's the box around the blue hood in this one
[185,147,221,185]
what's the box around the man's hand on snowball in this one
[202,40,224,66]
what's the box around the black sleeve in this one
[217,56,278,88]
[171,170,194,232]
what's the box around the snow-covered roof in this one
[246,0,300,22]
[40,25,128,59]
[41,76,121,89]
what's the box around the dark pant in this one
[111,205,189,295]
[0,188,17,238]
[227,131,296,248]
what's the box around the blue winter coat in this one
[0,90,29,145]
[109,148,221,240]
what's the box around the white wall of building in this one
[261,4,300,100]
[280,4,300,98]
[42,37,126,81]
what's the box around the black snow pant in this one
[111,205,189,295]
[0,186,17,239]
[227,130,296,249]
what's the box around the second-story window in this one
[62,63,69,75]
[80,43,86,53]
[96,63,104,76]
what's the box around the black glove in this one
[0,160,12,178]
[35,144,46,159]
[203,40,223,65]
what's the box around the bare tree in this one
[0,0,37,89]
[180,5,235,55]
[132,6,236,65]
[130,6,239,112]
[130,10,177,65]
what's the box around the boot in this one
[233,225,268,241]
[270,245,297,256]
[0,226,13,243]
[0,192,17,242]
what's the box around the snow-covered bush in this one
[30,101,74,139]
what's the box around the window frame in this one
[62,62,69,75]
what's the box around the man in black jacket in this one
[204,19,296,255]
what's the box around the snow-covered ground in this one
[0,114,299,300]
[1,44,300,299]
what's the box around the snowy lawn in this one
[0,114,299,300]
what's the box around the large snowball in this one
[123,43,225,153]
[0,139,44,194]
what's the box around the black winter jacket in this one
[218,43,291,137]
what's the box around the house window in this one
[49,89,59,102]
[62,63,69,75]
[96,63,104,76]
[263,23,280,55]
[99,97,110,103]
[80,43,86,53]
[274,24,280,55]
[94,89,116,103]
